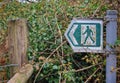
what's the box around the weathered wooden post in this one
[8,19,28,76]
[106,10,118,83]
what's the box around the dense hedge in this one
[0,0,112,83]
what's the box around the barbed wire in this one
[0,64,18,68]
[0,80,8,83]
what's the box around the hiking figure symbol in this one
[83,26,95,44]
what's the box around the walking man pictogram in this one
[83,26,95,44]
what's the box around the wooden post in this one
[106,10,118,83]
[8,19,28,76]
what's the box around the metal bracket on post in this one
[106,10,118,83]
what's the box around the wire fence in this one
[0,64,18,68]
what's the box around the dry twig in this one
[84,67,100,83]
[60,62,102,74]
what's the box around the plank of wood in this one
[8,19,28,76]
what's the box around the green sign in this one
[65,19,103,53]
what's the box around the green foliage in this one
[0,0,111,82]
[115,40,120,46]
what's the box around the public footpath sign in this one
[65,19,103,53]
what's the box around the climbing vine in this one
[0,0,120,83]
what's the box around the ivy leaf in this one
[52,65,58,70]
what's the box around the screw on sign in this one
[65,19,103,53]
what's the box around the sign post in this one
[65,10,118,83]
[65,19,103,53]
[106,10,118,83]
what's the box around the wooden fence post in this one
[8,19,28,76]
[106,10,118,83]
